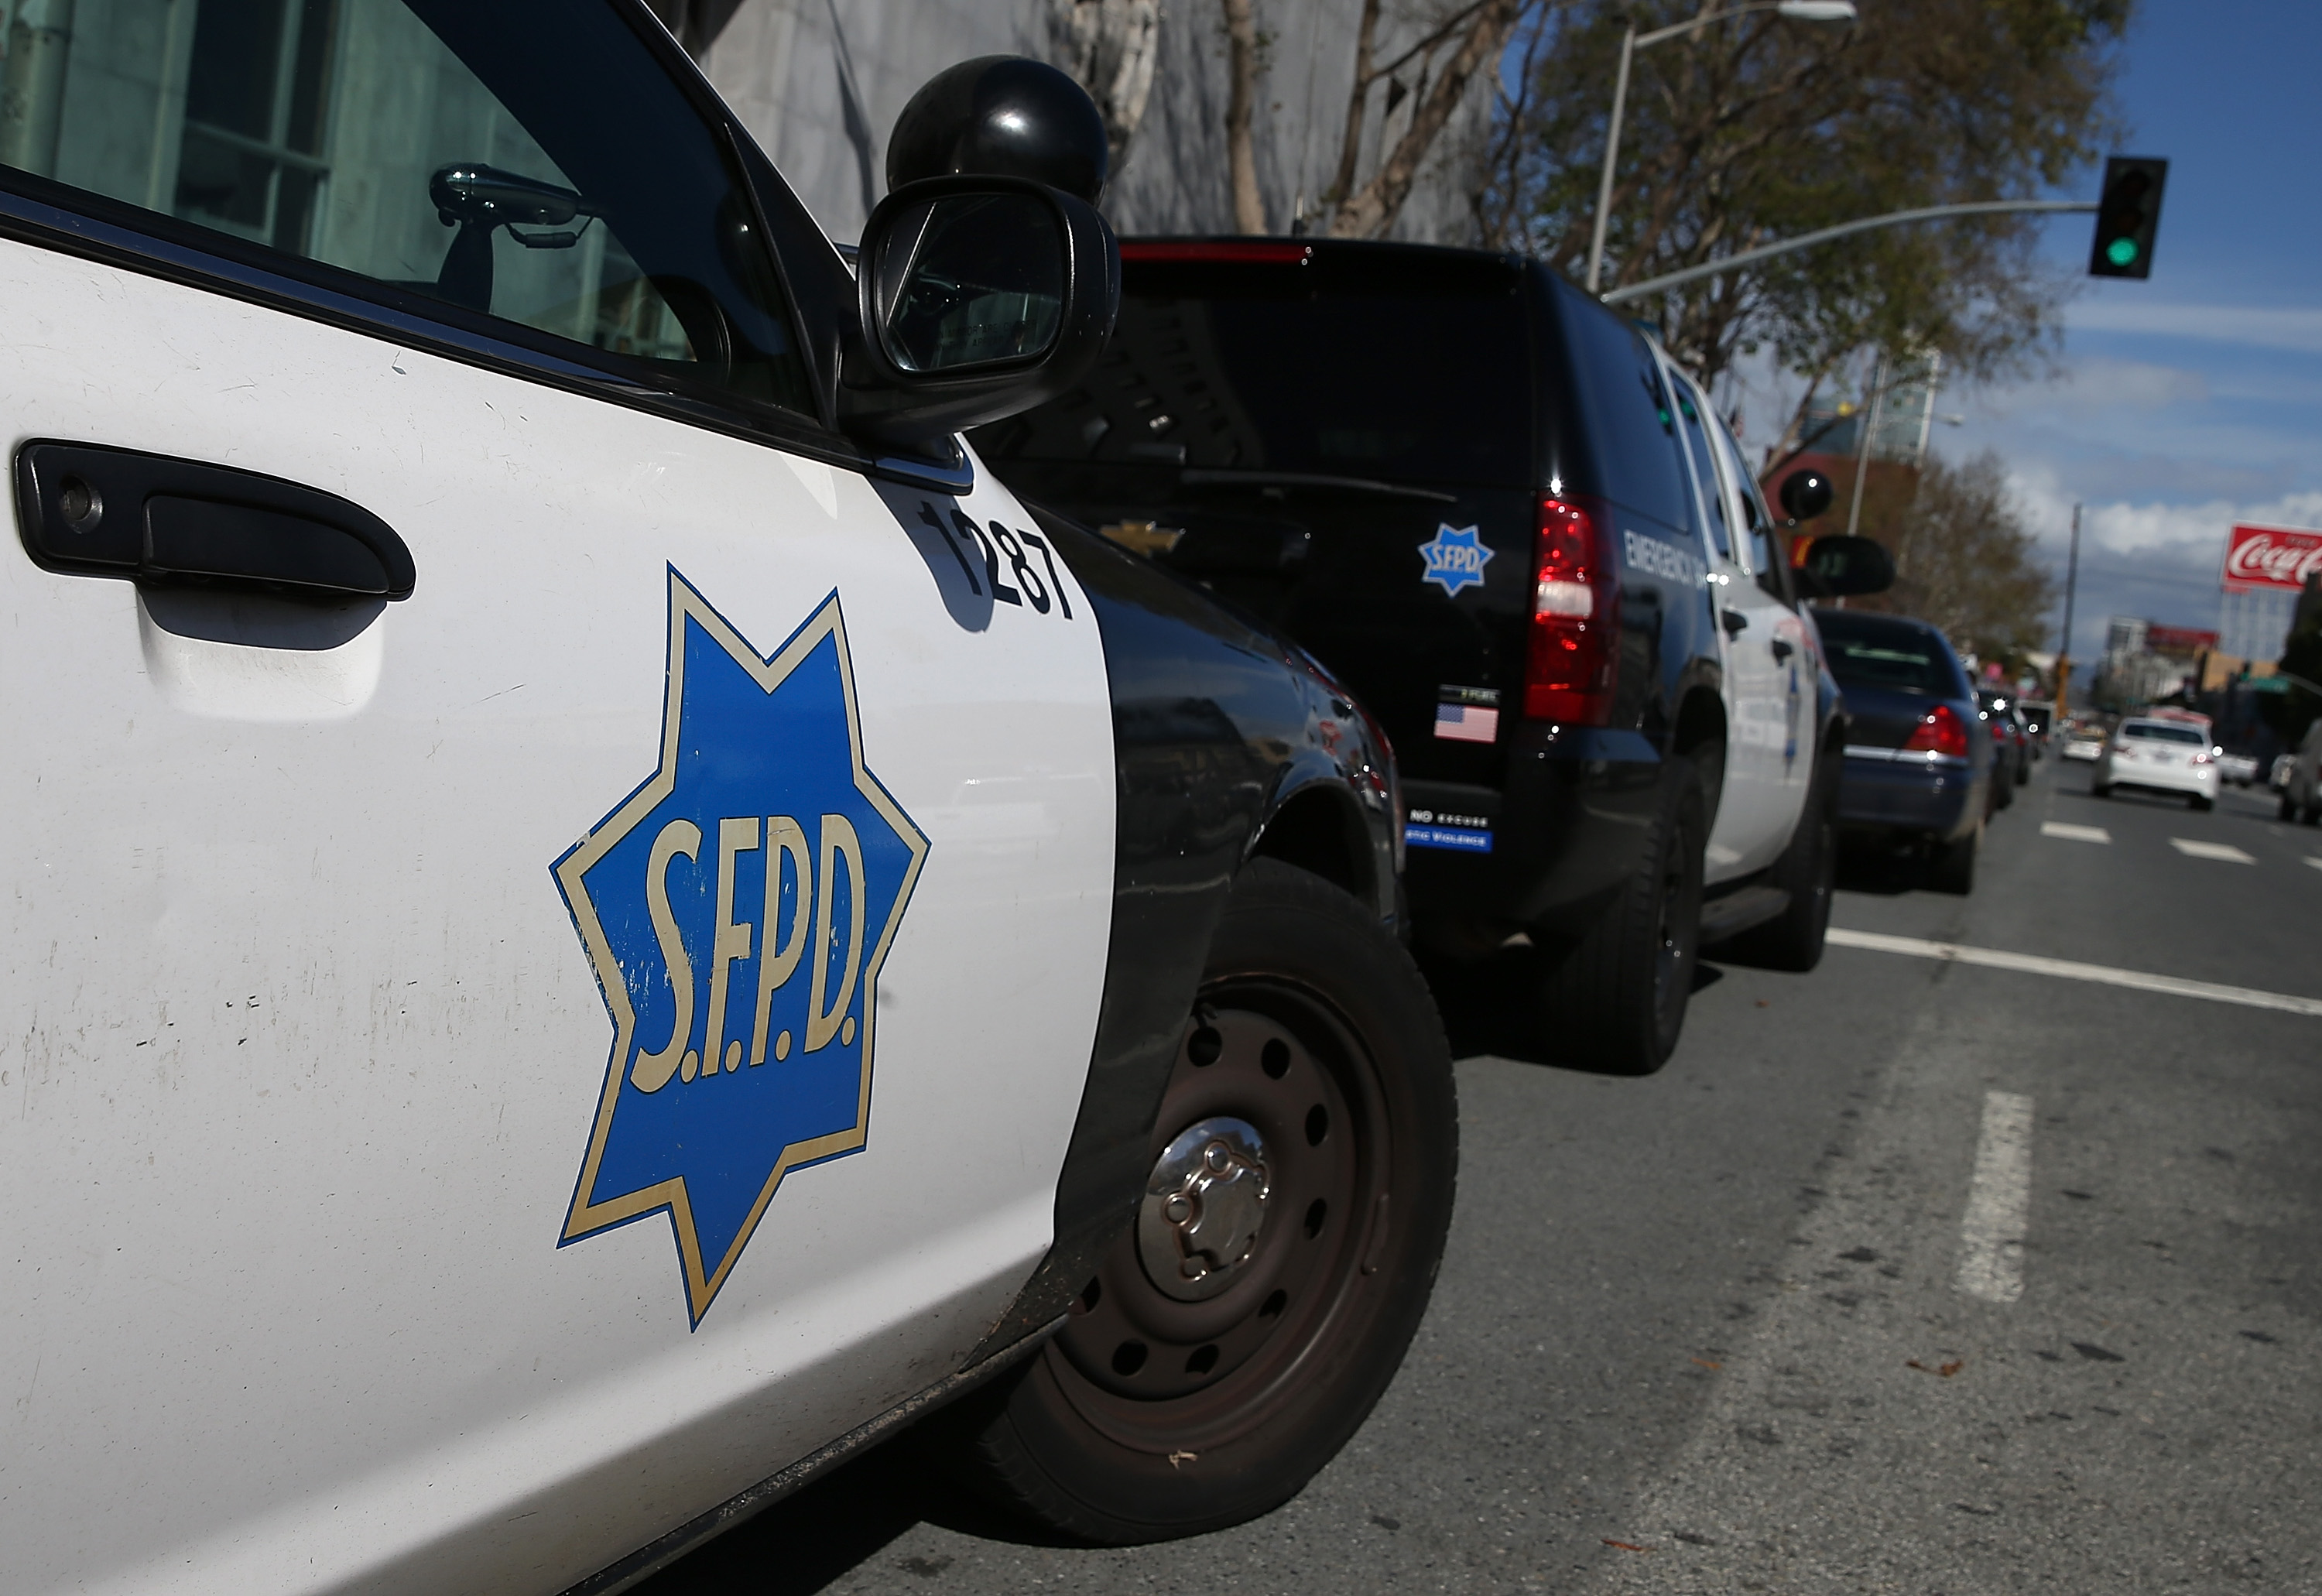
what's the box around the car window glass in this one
[1714,413,1789,602]
[2122,722,2204,745]
[5,0,811,413]
[1813,615,1961,694]
[983,254,1532,485]
[1555,289,1694,531]
[1672,377,1734,561]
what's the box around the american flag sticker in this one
[1435,703,1500,743]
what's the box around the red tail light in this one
[1523,496,1619,724]
[1119,240,1312,265]
[1904,704,1971,759]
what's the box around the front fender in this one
[968,505,1402,1361]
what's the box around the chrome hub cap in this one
[1137,1116,1271,1301]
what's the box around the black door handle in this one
[14,440,415,601]
[1721,607,1748,638]
[1771,635,1795,662]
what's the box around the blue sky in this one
[1738,0,2322,670]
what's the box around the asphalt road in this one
[642,757,2321,1595]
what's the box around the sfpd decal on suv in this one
[1418,523,1494,596]
[553,570,928,1325]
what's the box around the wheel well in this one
[1673,687,1727,808]
[1248,786,1373,907]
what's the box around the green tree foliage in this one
[1810,453,2057,666]
[1479,0,2132,389]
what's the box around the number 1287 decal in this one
[919,500,1075,619]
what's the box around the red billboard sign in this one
[2144,623,2218,656]
[2223,523,2322,594]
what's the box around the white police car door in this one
[0,8,1111,1593]
[1710,408,1815,859]
[1667,366,1786,881]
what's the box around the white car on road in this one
[2060,723,2107,762]
[2093,718,2220,809]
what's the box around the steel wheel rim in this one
[1044,976,1392,1457]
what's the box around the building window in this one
[174,0,338,253]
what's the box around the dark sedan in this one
[1815,609,1993,893]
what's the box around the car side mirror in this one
[1799,533,1894,598]
[839,59,1120,457]
[1778,467,1834,523]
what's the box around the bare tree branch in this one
[1221,0,1268,233]
[1327,0,1522,238]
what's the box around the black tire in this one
[1537,753,1705,1075]
[1991,765,2015,810]
[937,859,1457,1544]
[1716,754,1837,973]
[2281,793,2297,821]
[2190,794,2214,812]
[2302,802,2320,827]
[2015,753,2031,787]
[1927,819,1979,896]
[2093,781,2111,799]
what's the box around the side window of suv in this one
[1714,412,1792,605]
[1671,376,1734,563]
[2,0,812,413]
[1555,282,1694,534]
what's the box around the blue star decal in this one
[1419,523,1495,596]
[553,570,928,1325]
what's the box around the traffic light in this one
[2088,156,2166,279]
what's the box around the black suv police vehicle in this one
[978,238,1887,1074]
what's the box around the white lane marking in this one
[1957,1091,2033,1303]
[1824,928,2322,1018]
[2040,821,2111,843]
[2171,838,2256,863]
[2307,857,2322,872]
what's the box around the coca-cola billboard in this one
[2222,523,2322,594]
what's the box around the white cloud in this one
[2005,464,2322,560]
[2066,300,2322,355]
[1973,356,2209,419]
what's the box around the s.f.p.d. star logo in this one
[553,570,927,1325]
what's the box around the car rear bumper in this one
[1401,724,1663,940]
[1836,748,1978,841]
[2098,759,2218,796]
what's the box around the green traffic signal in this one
[2089,156,2166,280]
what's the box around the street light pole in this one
[1584,0,1856,295]
[2057,501,2081,721]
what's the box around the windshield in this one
[979,253,1533,485]
[2122,721,2205,745]
[1815,618,1960,694]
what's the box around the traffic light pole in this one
[1599,198,2098,304]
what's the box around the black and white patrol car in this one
[0,20,1455,1593]
[978,240,1894,1074]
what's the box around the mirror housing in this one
[841,174,1118,448]
[1778,467,1834,523]
[1799,533,1894,599]
[841,59,1120,457]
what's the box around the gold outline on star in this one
[552,567,929,1325]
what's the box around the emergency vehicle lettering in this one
[553,570,930,1324]
[1622,527,1706,587]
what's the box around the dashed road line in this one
[2307,856,2322,872]
[2039,821,2111,843]
[1957,1091,2033,1303]
[2171,838,2256,863]
[1824,927,2322,1018]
